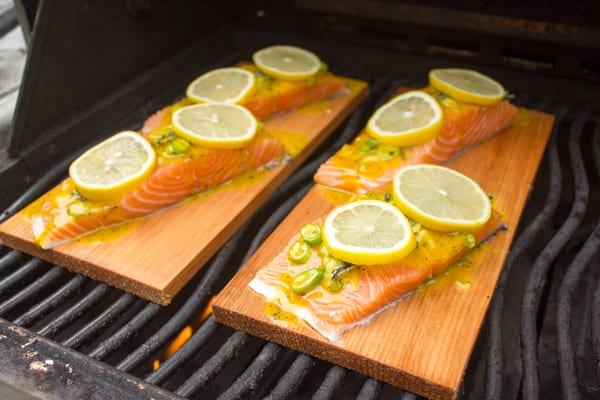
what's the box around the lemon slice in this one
[172,103,258,149]
[186,67,256,104]
[69,131,156,200]
[252,45,321,81]
[392,164,492,233]
[429,68,506,106]
[366,90,443,146]
[323,200,416,265]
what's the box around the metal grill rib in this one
[485,104,566,400]
[174,331,250,398]
[88,301,160,360]
[521,109,590,399]
[145,316,219,385]
[0,250,27,275]
[264,353,314,400]
[36,283,113,337]
[311,366,347,400]
[12,274,88,327]
[556,223,600,400]
[61,293,137,349]
[357,378,383,400]
[0,265,67,316]
[217,342,282,400]
[0,153,74,223]
[0,258,48,297]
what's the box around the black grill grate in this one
[1,55,599,399]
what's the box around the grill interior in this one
[0,1,599,399]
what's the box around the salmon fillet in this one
[30,62,347,249]
[32,136,285,249]
[238,63,347,120]
[314,88,518,194]
[249,211,505,341]
[141,62,347,130]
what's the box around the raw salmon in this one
[314,88,518,194]
[30,60,347,249]
[32,136,286,249]
[237,62,347,120]
[249,210,505,341]
[141,62,347,132]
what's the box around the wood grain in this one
[213,109,554,400]
[0,78,367,305]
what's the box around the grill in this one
[1,1,599,399]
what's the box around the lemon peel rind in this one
[322,200,416,266]
[69,131,157,201]
[392,164,492,233]
[366,90,443,147]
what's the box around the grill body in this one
[0,1,599,399]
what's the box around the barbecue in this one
[0,1,598,399]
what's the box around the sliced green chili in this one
[320,256,348,293]
[322,275,344,293]
[165,137,191,156]
[300,223,322,246]
[291,268,325,295]
[288,241,311,264]
[376,146,401,160]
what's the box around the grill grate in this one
[1,53,599,399]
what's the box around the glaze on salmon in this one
[31,62,348,249]
[32,136,285,249]
[314,88,519,194]
[141,63,347,131]
[249,210,505,341]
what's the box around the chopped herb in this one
[463,233,476,248]
[148,129,176,145]
[383,192,393,203]
[357,138,380,153]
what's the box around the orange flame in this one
[153,296,216,370]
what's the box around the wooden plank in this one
[213,109,554,400]
[0,78,367,305]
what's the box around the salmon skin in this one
[30,62,348,249]
[314,87,519,194]
[249,210,505,341]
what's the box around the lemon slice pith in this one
[323,200,416,265]
[186,67,256,104]
[366,90,443,147]
[392,164,492,233]
[69,131,157,201]
[172,103,258,149]
[429,68,506,106]
[252,45,321,81]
